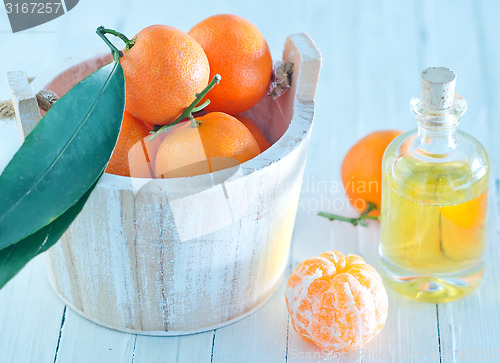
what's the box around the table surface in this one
[1,1,500,362]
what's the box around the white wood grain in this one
[0,257,65,363]
[54,309,136,363]
[133,331,214,363]
[7,71,41,140]
[212,277,289,363]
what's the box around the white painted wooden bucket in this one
[29,33,321,335]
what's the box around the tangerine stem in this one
[96,26,122,61]
[318,202,379,227]
[192,100,211,113]
[188,114,197,127]
[98,26,135,50]
[360,202,377,217]
[148,74,221,141]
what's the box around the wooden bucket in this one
[28,33,321,335]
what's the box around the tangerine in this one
[341,130,402,216]
[106,112,154,178]
[235,115,271,151]
[188,14,272,115]
[155,112,260,178]
[118,25,210,125]
[285,250,388,351]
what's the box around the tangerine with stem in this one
[97,25,209,125]
[155,112,260,178]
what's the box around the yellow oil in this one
[380,154,489,303]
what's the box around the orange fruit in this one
[341,130,402,216]
[235,115,271,151]
[120,25,210,125]
[285,250,388,351]
[106,112,154,178]
[155,112,260,178]
[188,14,272,115]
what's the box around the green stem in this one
[99,27,132,46]
[148,74,221,142]
[362,215,380,221]
[192,100,211,113]
[96,26,136,62]
[96,26,122,61]
[318,202,380,227]
[361,202,377,215]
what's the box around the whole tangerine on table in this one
[286,250,388,351]
[154,112,260,178]
[97,25,210,125]
[341,130,402,216]
[188,14,273,115]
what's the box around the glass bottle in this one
[379,67,490,303]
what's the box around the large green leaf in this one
[0,62,124,250]
[0,176,100,288]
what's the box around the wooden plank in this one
[133,332,213,363]
[7,71,41,140]
[0,70,38,175]
[0,257,65,363]
[54,309,135,363]
[212,278,288,363]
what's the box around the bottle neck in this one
[410,95,467,155]
[416,122,458,153]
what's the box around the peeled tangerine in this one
[285,250,388,351]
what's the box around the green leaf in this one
[0,176,100,289]
[0,62,125,250]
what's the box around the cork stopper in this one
[421,67,456,111]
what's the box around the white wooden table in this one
[1,1,500,362]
